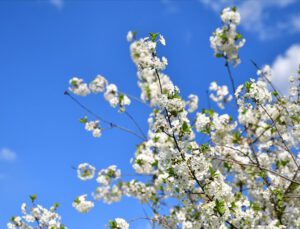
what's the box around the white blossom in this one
[72,194,94,213]
[69,77,90,96]
[109,218,129,229]
[186,94,198,113]
[85,120,102,138]
[159,34,166,46]
[77,163,96,181]
[209,81,232,109]
[89,75,108,93]
[8,200,66,229]
[127,31,134,42]
[210,7,245,66]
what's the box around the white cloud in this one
[0,148,17,162]
[271,44,300,94]
[199,0,299,39]
[290,15,300,33]
[161,0,180,14]
[49,0,64,10]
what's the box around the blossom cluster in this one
[69,75,131,112]
[67,24,300,227]
[72,194,94,213]
[186,94,198,113]
[77,163,96,180]
[210,7,245,66]
[10,6,300,229]
[7,196,66,229]
[109,218,129,229]
[209,81,232,109]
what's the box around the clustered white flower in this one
[69,75,131,112]
[96,165,121,186]
[104,84,131,112]
[69,77,90,96]
[209,81,232,109]
[11,7,300,229]
[77,163,96,180]
[109,218,129,229]
[210,6,245,66]
[67,28,300,228]
[195,112,210,132]
[159,34,166,46]
[72,194,94,213]
[7,197,66,229]
[288,74,300,99]
[89,75,108,93]
[186,94,198,113]
[257,64,272,81]
[84,119,102,138]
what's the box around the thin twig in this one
[225,61,237,107]
[64,91,145,140]
[212,157,300,185]
[124,111,147,140]
[119,90,151,108]
[259,104,298,167]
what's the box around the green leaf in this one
[153,136,160,143]
[230,202,237,212]
[181,121,190,133]
[118,94,125,103]
[200,144,209,153]
[107,168,116,178]
[215,53,224,58]
[232,6,237,12]
[29,194,37,203]
[272,90,279,97]
[232,131,241,144]
[109,220,118,229]
[202,108,214,118]
[218,33,228,41]
[150,194,159,205]
[289,182,299,192]
[215,199,226,216]
[79,116,88,124]
[235,33,242,40]
[149,32,159,42]
[291,115,300,123]
[167,167,176,177]
[244,81,251,92]
[136,159,144,166]
[251,202,261,211]
[234,192,242,200]
[144,85,151,99]
[74,197,80,204]
[276,159,290,169]
[151,160,158,167]
[53,203,60,210]
[259,171,267,179]
[133,31,137,39]
[71,80,78,86]
[209,166,217,179]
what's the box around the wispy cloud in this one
[161,0,180,14]
[0,148,17,162]
[271,44,300,94]
[184,30,193,46]
[199,0,299,40]
[49,0,64,10]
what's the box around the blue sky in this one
[1,0,300,228]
